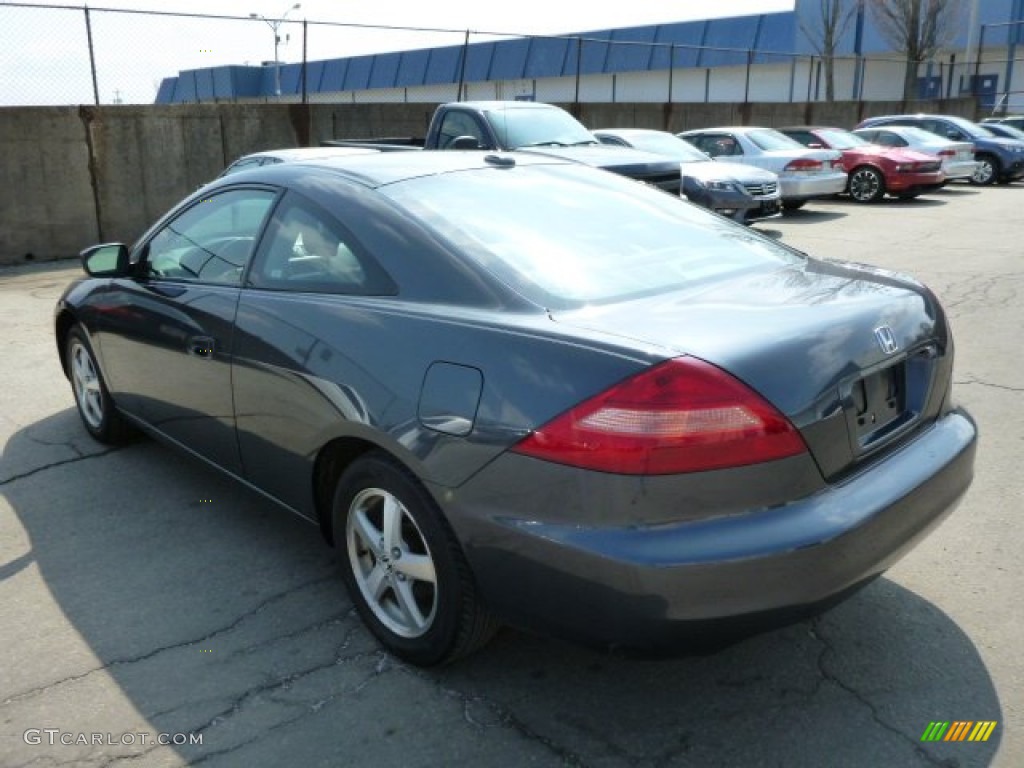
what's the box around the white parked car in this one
[593,128,782,223]
[218,146,379,177]
[678,126,847,211]
[852,125,979,182]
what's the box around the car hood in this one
[549,256,950,479]
[516,145,681,174]
[681,160,776,183]
[979,136,1024,150]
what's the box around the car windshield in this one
[616,131,709,162]
[381,163,802,309]
[944,115,995,139]
[484,107,598,149]
[890,126,950,145]
[815,128,868,149]
[746,129,807,151]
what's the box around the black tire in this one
[65,325,133,444]
[782,200,806,212]
[970,154,999,186]
[847,166,886,203]
[332,451,498,665]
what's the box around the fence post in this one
[667,44,675,105]
[457,30,469,101]
[744,48,753,103]
[973,24,986,96]
[84,6,100,105]
[574,37,583,110]
[301,19,308,105]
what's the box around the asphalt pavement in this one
[1,182,1020,767]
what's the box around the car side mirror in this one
[80,243,130,277]
[451,135,482,150]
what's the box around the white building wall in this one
[311,45,1019,106]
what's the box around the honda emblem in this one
[874,325,898,355]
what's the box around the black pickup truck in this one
[324,100,683,194]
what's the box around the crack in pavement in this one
[955,376,1024,394]
[0,447,124,486]
[1,572,339,706]
[809,618,951,768]
[160,645,393,768]
[397,665,591,767]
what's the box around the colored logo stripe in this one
[920,721,997,742]
[969,722,998,742]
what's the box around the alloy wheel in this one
[70,339,105,429]
[346,487,438,638]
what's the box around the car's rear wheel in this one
[848,166,885,203]
[333,452,497,665]
[970,154,999,185]
[782,200,806,212]
[66,325,133,444]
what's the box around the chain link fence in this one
[2,3,1022,109]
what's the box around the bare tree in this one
[866,0,966,102]
[799,0,860,101]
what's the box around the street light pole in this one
[250,3,301,98]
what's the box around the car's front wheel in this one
[782,200,806,212]
[333,452,497,665]
[970,154,999,185]
[66,325,133,444]
[848,166,886,203]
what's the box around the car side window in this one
[249,194,396,295]
[692,134,739,158]
[437,111,486,149]
[143,189,276,285]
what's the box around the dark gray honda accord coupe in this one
[55,151,976,665]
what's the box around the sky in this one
[1,0,795,105]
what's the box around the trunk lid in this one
[550,258,952,480]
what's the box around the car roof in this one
[456,100,561,112]
[680,126,775,134]
[216,150,573,189]
[241,147,379,161]
[593,128,668,137]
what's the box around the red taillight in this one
[784,158,823,172]
[937,149,956,157]
[511,357,807,475]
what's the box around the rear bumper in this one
[446,409,976,651]
[943,159,980,180]
[779,171,848,200]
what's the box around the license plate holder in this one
[846,362,907,451]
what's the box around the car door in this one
[96,186,279,473]
[232,190,398,514]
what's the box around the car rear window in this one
[381,163,803,309]
[746,129,807,151]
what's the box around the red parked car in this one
[779,126,945,203]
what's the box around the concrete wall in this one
[0,97,981,266]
